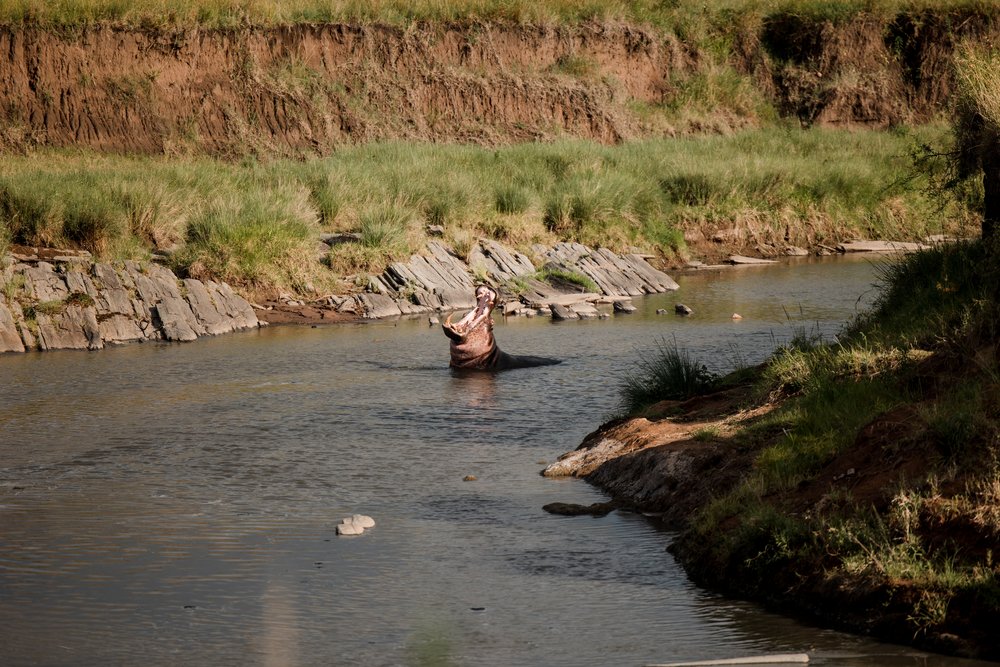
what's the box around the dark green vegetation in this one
[952,45,1000,240]
[644,240,1000,657]
[0,126,976,297]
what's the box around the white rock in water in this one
[351,514,376,529]
[336,522,364,536]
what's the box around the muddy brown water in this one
[0,256,992,667]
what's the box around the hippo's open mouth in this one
[443,285,497,339]
[441,285,559,370]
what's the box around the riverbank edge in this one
[544,384,1000,660]
[0,235,682,353]
[542,239,1000,662]
[255,236,936,325]
[0,235,943,354]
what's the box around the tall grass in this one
[0,125,979,295]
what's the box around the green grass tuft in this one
[494,185,530,215]
[619,337,718,413]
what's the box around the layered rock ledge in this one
[0,251,259,354]
[328,240,679,319]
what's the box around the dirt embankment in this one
[544,355,1000,660]
[0,11,997,154]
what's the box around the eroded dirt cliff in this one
[1,12,997,154]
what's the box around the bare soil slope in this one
[1,12,998,154]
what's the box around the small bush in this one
[418,195,449,227]
[115,182,184,250]
[543,192,573,233]
[62,192,127,256]
[175,196,316,293]
[619,337,717,414]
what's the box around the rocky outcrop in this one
[335,239,678,319]
[0,254,259,354]
[538,242,680,295]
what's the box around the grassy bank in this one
[0,125,977,298]
[2,0,995,29]
[620,240,1000,656]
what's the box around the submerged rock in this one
[542,501,619,517]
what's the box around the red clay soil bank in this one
[0,11,998,154]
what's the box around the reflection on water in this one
[0,256,992,666]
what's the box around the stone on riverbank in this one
[336,514,375,536]
[728,255,778,265]
[838,240,928,253]
[550,303,578,320]
[0,255,259,354]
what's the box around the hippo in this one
[442,286,560,370]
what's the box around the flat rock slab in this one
[549,303,578,320]
[838,240,928,253]
[23,263,70,302]
[728,255,778,265]
[353,293,403,319]
[469,239,535,282]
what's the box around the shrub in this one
[61,191,128,256]
[659,173,719,206]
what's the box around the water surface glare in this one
[0,257,991,666]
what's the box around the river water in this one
[0,256,992,667]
